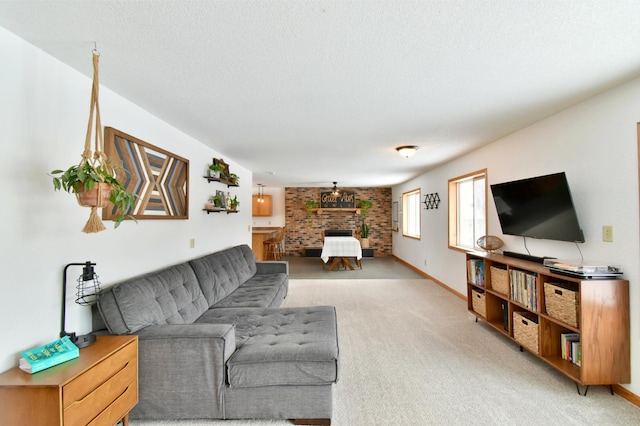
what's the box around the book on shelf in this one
[467,259,485,287]
[560,332,580,365]
[19,336,80,374]
[509,269,538,310]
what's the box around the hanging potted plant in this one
[50,49,136,233]
[305,199,319,228]
[51,160,136,229]
[357,199,373,248]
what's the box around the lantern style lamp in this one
[60,261,101,348]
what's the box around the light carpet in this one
[131,278,640,426]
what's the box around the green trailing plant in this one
[229,173,239,184]
[51,160,136,229]
[305,199,319,228]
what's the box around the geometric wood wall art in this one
[103,127,189,221]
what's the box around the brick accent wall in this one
[284,187,392,256]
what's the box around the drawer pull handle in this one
[555,289,563,296]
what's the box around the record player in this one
[543,258,623,278]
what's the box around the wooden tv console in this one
[466,251,630,391]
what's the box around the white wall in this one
[393,75,640,395]
[0,27,252,372]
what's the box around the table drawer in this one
[64,358,136,425]
[87,380,137,426]
[63,341,136,409]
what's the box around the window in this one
[448,170,487,251]
[402,188,421,239]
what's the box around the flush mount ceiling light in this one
[396,145,419,158]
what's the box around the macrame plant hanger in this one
[78,46,110,234]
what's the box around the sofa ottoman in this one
[197,306,339,421]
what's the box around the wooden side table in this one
[0,335,138,426]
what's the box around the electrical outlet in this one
[602,226,613,242]
[190,238,195,248]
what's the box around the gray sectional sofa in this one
[92,244,339,425]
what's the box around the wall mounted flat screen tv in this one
[490,172,585,243]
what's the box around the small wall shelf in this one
[203,176,239,187]
[203,208,239,214]
[312,208,362,215]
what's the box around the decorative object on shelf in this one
[208,162,224,178]
[50,48,136,233]
[305,199,319,228]
[423,192,440,209]
[357,199,373,248]
[61,261,101,348]
[105,127,189,221]
[229,173,239,185]
[229,195,240,210]
[212,158,230,180]
[216,190,227,209]
[476,235,504,252]
[208,193,223,208]
[396,145,419,158]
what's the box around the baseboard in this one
[392,255,640,408]
[392,255,466,300]
[613,384,640,407]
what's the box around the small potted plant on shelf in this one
[357,199,373,248]
[208,163,224,178]
[207,193,224,209]
[229,173,239,185]
[229,196,240,211]
[51,160,136,229]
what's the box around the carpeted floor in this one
[131,277,640,426]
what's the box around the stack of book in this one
[19,336,80,374]
[510,269,538,310]
[467,259,485,287]
[560,332,581,366]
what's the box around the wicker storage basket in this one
[472,289,486,318]
[490,266,508,295]
[513,311,539,354]
[544,282,579,327]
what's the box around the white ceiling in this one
[2,1,640,188]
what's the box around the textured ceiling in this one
[2,1,640,187]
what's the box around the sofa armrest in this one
[255,260,288,275]
[133,323,236,419]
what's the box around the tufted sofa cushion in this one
[97,262,209,334]
[189,245,258,307]
[196,306,339,388]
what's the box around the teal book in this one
[19,336,79,374]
